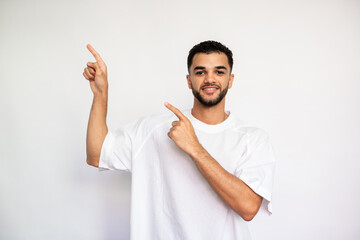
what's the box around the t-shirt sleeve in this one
[98,123,136,172]
[234,129,276,214]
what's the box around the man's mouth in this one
[201,85,220,94]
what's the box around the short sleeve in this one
[235,130,276,214]
[98,125,134,172]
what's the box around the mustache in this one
[200,84,221,89]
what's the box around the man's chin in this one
[196,95,222,107]
[192,87,227,107]
[200,94,219,102]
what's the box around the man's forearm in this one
[86,94,108,167]
[189,146,262,221]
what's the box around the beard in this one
[191,82,229,107]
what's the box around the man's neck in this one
[191,98,228,125]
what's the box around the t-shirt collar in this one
[183,109,234,133]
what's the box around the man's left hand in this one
[165,102,202,156]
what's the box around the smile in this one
[201,86,220,94]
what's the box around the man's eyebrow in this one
[193,66,205,70]
[215,66,227,70]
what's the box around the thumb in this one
[87,62,98,70]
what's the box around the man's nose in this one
[204,72,216,83]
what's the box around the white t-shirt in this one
[99,109,276,240]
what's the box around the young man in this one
[83,41,275,239]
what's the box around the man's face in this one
[187,52,234,107]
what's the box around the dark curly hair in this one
[187,40,233,72]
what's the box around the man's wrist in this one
[93,92,108,104]
[91,93,108,117]
[188,143,208,161]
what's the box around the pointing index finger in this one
[87,44,104,63]
[165,102,186,121]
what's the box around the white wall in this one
[1,0,359,239]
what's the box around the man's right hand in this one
[83,44,108,96]
[83,44,109,168]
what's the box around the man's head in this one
[187,40,233,73]
[187,40,234,107]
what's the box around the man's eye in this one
[195,71,204,75]
[217,71,225,74]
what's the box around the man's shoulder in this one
[230,114,270,142]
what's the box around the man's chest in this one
[135,127,248,176]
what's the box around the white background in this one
[1,0,359,239]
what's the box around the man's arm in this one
[83,44,109,167]
[188,146,262,221]
[165,103,262,221]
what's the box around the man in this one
[83,41,275,239]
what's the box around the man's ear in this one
[228,74,235,89]
[186,74,192,89]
